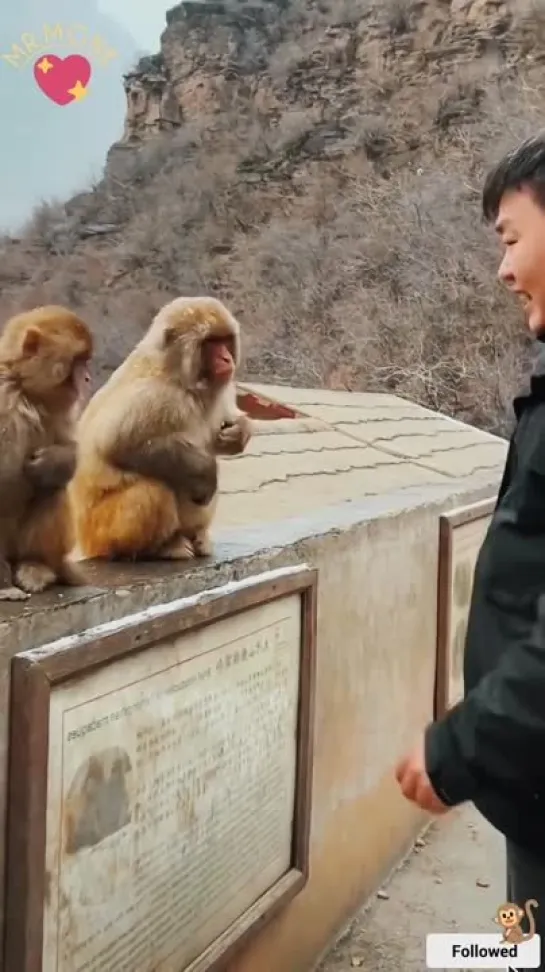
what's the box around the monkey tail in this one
[524,899,539,939]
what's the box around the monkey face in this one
[201,337,236,386]
[29,341,92,411]
[497,904,522,928]
[71,356,92,401]
[148,296,240,391]
[1,306,93,410]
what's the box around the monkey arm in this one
[90,385,219,505]
[0,416,35,502]
[25,443,77,492]
[105,435,218,505]
[425,597,545,808]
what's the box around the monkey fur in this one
[69,295,252,562]
[0,305,93,599]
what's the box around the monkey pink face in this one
[202,338,235,385]
[499,907,519,928]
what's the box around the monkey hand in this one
[25,444,77,491]
[215,415,252,457]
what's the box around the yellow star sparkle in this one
[37,57,53,74]
[68,80,89,102]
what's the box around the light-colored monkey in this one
[69,295,252,561]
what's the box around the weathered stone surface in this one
[111,0,526,154]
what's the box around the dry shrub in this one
[230,154,531,436]
[2,3,545,436]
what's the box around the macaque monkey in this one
[0,305,93,599]
[69,295,252,561]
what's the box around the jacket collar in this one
[513,341,545,417]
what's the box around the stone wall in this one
[0,473,498,970]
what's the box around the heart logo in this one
[33,54,91,106]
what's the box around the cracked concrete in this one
[317,804,505,972]
[216,385,508,527]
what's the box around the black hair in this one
[482,132,545,223]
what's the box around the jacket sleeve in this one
[425,599,545,807]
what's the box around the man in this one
[395,132,545,959]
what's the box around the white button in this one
[426,932,541,968]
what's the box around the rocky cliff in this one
[111,0,541,160]
[2,0,545,431]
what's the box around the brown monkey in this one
[69,295,252,562]
[494,899,539,943]
[0,305,93,599]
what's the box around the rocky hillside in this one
[2,0,545,434]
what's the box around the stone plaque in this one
[435,497,495,717]
[4,564,317,972]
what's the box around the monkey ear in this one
[22,327,42,356]
[163,326,178,348]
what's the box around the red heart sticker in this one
[33,54,91,106]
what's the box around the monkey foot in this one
[14,562,57,594]
[193,532,213,557]
[0,586,30,601]
[158,536,196,560]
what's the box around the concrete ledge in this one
[0,475,497,969]
[0,475,495,654]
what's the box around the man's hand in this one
[395,737,451,815]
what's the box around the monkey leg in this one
[156,502,217,560]
[171,494,217,559]
[0,556,30,601]
[157,527,213,560]
[157,534,196,560]
[0,587,30,601]
[76,481,181,560]
[192,529,213,557]
[14,562,58,595]
[14,492,75,594]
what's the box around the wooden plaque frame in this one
[434,497,495,719]
[3,564,318,972]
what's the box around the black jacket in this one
[425,347,545,853]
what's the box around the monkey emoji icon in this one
[494,899,539,944]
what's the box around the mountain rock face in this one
[2,0,545,431]
[120,54,182,142]
[112,0,537,143]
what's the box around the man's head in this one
[483,133,545,337]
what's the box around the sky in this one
[0,2,172,232]
[97,1,167,54]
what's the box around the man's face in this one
[496,187,545,336]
